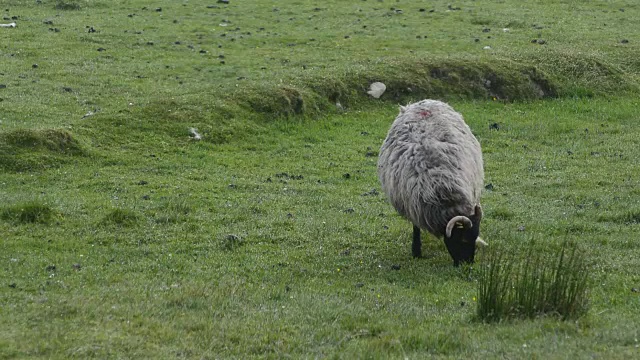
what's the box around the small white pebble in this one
[188,127,202,140]
[483,46,491,50]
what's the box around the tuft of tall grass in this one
[477,240,590,322]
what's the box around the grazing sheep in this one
[377,99,486,266]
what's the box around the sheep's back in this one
[377,100,483,237]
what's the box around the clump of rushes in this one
[477,240,590,322]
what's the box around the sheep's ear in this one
[399,105,407,114]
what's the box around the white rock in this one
[0,22,16,28]
[483,46,492,50]
[367,82,386,99]
[189,127,202,140]
[81,110,97,119]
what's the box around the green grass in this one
[2,97,640,358]
[1,0,640,358]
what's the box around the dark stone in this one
[391,264,401,270]
[362,189,379,196]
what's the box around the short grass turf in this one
[1,0,640,359]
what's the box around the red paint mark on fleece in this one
[419,110,432,119]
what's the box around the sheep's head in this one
[444,205,487,266]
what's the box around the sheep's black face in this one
[444,214,482,267]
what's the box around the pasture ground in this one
[1,1,639,358]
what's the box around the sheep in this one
[377,99,487,266]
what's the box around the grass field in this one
[2,1,640,358]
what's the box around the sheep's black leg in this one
[412,225,422,258]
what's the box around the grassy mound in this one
[1,201,58,224]
[100,208,140,227]
[0,129,86,172]
[477,241,590,322]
